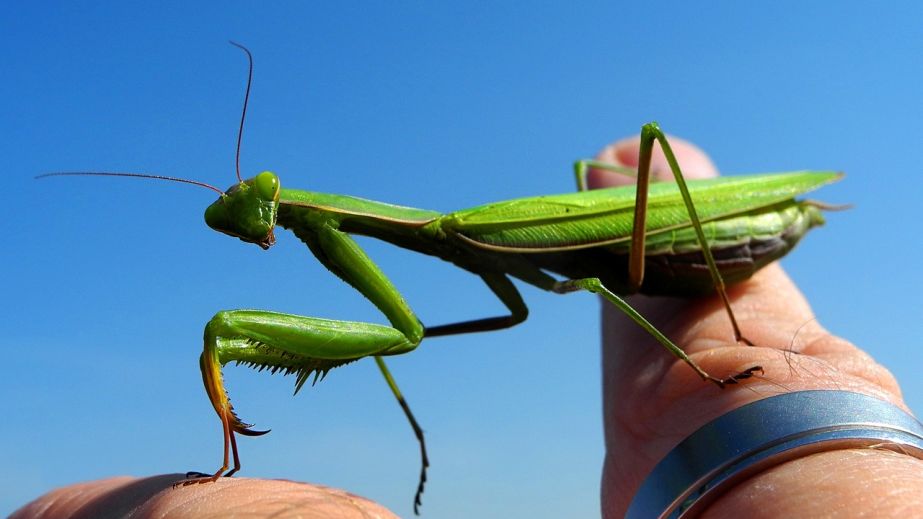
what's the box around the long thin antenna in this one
[35,172,225,195]
[229,41,253,183]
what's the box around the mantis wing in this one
[443,171,841,252]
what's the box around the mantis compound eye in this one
[254,171,280,201]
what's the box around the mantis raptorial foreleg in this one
[195,217,538,512]
[194,220,432,507]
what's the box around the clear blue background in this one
[5,2,923,517]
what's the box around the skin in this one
[14,137,923,518]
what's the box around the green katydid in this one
[39,43,841,514]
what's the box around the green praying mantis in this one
[39,43,842,514]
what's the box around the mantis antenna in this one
[36,41,258,195]
[34,171,225,195]
[229,40,253,183]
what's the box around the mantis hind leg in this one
[553,277,763,387]
[636,123,752,345]
[577,124,752,346]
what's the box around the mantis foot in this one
[705,365,764,388]
[737,335,756,346]
[172,471,224,489]
[183,471,213,478]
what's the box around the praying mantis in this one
[39,43,841,514]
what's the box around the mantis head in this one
[40,44,281,250]
[205,171,281,250]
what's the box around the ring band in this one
[626,390,923,518]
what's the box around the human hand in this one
[593,134,923,517]
[11,474,397,518]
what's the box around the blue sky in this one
[5,2,923,517]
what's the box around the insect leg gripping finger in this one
[181,320,270,485]
[174,334,264,487]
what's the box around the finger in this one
[594,135,872,390]
[11,476,398,519]
[594,133,820,384]
[588,134,719,188]
[592,134,901,518]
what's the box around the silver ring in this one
[626,390,923,518]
